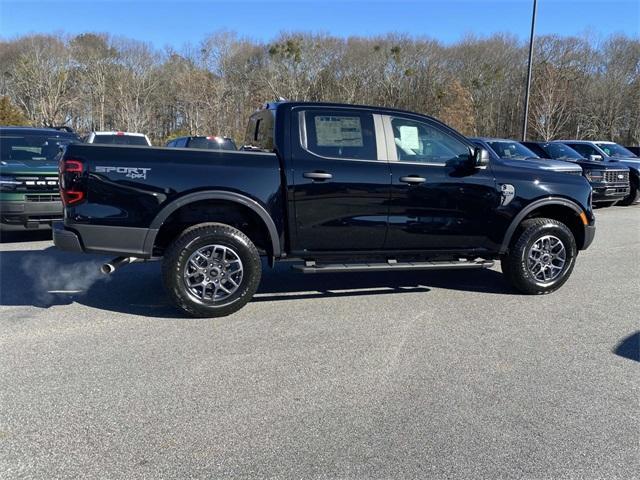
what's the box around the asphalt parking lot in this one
[1,206,638,479]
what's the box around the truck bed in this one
[59,143,285,256]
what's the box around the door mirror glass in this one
[473,147,490,167]
[589,154,603,162]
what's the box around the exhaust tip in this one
[100,263,115,275]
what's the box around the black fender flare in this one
[499,197,586,253]
[142,191,282,257]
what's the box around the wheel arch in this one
[143,191,282,259]
[500,198,588,253]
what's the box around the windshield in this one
[595,143,637,158]
[0,134,77,162]
[92,134,149,146]
[488,141,538,160]
[188,137,236,151]
[544,143,583,161]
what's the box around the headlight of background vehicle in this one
[584,169,604,181]
[0,175,21,191]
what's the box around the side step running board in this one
[292,259,494,274]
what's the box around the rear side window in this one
[244,110,275,151]
[302,110,376,160]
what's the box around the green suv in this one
[0,127,79,231]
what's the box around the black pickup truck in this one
[54,101,595,317]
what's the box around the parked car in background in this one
[85,131,152,146]
[624,146,640,156]
[469,138,583,175]
[0,126,79,231]
[558,140,640,205]
[55,101,596,317]
[522,141,630,206]
[165,136,237,151]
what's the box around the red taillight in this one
[62,190,85,205]
[116,131,125,136]
[62,159,83,173]
[59,158,86,206]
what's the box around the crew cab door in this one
[289,107,391,252]
[381,114,500,250]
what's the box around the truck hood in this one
[577,159,627,170]
[0,159,60,174]
[608,157,640,173]
[500,157,583,173]
[609,157,640,165]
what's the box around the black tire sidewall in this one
[163,224,261,317]
[519,222,576,291]
[619,182,639,206]
[505,220,577,294]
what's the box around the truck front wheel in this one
[162,223,262,318]
[618,179,639,206]
[501,218,577,295]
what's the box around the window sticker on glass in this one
[399,125,420,150]
[314,116,363,147]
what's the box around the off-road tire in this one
[501,218,577,295]
[618,180,639,206]
[162,222,261,318]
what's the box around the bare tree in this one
[1,30,637,146]
[11,35,74,126]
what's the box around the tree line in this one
[0,31,638,145]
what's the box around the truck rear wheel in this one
[501,218,577,295]
[162,223,262,318]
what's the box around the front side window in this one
[595,143,637,158]
[302,110,376,160]
[544,143,583,161]
[568,143,600,159]
[391,117,470,164]
[488,141,538,160]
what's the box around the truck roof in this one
[469,137,517,143]
[0,126,77,136]
[556,140,616,145]
[263,100,443,122]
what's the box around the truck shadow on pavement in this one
[1,246,515,318]
[0,230,53,244]
[613,332,639,362]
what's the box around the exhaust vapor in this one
[21,255,111,304]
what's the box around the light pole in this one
[522,0,538,141]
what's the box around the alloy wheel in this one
[183,244,243,302]
[526,234,566,283]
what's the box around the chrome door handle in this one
[303,171,333,181]
[399,175,426,185]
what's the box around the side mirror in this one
[473,147,490,168]
[589,154,603,161]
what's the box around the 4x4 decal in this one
[95,166,151,180]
